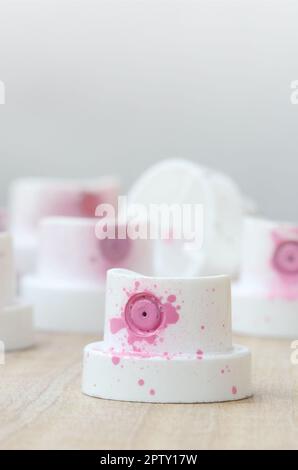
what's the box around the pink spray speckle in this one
[232,386,237,395]
[112,356,120,366]
[138,379,145,386]
[167,295,176,303]
[196,349,204,360]
[149,389,156,396]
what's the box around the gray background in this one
[0,0,297,220]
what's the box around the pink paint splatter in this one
[80,192,102,217]
[196,349,204,360]
[110,317,125,334]
[110,286,180,347]
[112,356,120,366]
[269,230,298,300]
[149,389,156,396]
[232,386,237,395]
[138,379,145,386]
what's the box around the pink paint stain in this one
[232,386,237,395]
[149,389,156,396]
[270,230,298,300]
[112,356,120,366]
[110,317,125,334]
[80,192,102,218]
[196,349,204,360]
[138,379,145,386]
[110,286,180,347]
[163,351,171,360]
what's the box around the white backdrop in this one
[0,0,297,220]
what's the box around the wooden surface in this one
[0,332,297,450]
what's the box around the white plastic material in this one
[0,208,8,232]
[22,217,154,333]
[128,159,245,278]
[22,278,106,334]
[0,233,34,351]
[233,216,298,338]
[9,177,120,276]
[82,269,252,403]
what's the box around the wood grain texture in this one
[0,332,297,450]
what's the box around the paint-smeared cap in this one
[82,268,251,403]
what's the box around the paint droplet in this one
[112,356,120,366]
[138,379,145,386]
[167,295,176,303]
[232,386,237,395]
[196,349,204,359]
[149,389,156,396]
